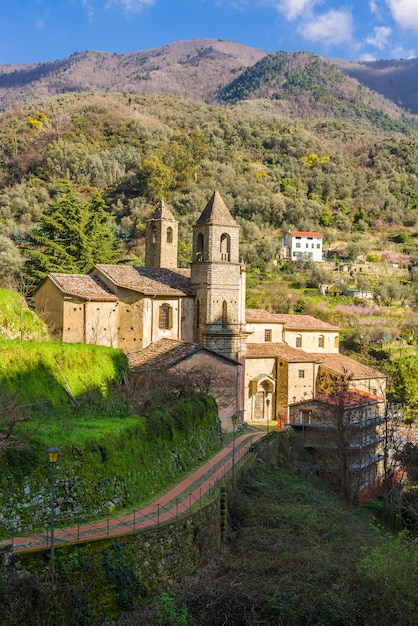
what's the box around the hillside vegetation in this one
[0,339,221,535]
[0,90,418,285]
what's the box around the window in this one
[296,334,302,348]
[318,335,324,348]
[264,329,272,342]
[334,336,339,349]
[166,226,173,243]
[222,301,228,328]
[159,303,172,329]
[292,251,297,257]
[298,370,305,378]
[295,242,301,249]
[306,243,309,248]
[311,243,315,248]
[196,233,204,261]
[316,244,321,249]
[152,225,157,244]
[220,233,231,261]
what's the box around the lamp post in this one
[47,446,59,585]
[266,396,270,435]
[231,414,238,492]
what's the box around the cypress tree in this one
[24,182,120,285]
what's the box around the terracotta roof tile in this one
[288,231,323,238]
[94,265,194,296]
[315,389,382,407]
[48,273,118,301]
[245,309,338,331]
[127,339,202,369]
[127,338,237,369]
[313,353,385,380]
[246,343,318,362]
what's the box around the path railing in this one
[6,431,270,553]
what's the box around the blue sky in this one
[1,1,417,65]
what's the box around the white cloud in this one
[274,0,319,22]
[386,0,418,32]
[299,9,353,46]
[365,26,392,49]
[390,43,416,58]
[105,0,156,13]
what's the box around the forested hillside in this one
[1,89,418,289]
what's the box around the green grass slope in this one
[0,289,49,341]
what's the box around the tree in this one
[84,192,120,269]
[0,235,24,287]
[136,155,173,202]
[24,182,120,284]
[0,396,30,453]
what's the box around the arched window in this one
[196,233,204,262]
[222,301,228,328]
[159,303,172,329]
[166,226,173,243]
[295,334,302,348]
[220,233,231,261]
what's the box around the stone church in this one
[34,191,385,432]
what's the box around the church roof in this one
[246,343,318,362]
[196,191,236,226]
[46,273,118,301]
[148,200,177,222]
[313,353,385,380]
[93,265,194,296]
[127,338,237,369]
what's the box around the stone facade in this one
[35,191,386,433]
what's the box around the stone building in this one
[34,191,385,433]
[288,390,387,501]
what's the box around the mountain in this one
[0,39,266,111]
[218,51,414,130]
[333,57,418,115]
[1,38,418,121]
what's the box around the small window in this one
[222,301,228,328]
[316,244,321,249]
[305,243,309,249]
[318,335,324,348]
[264,329,272,342]
[295,242,301,249]
[159,303,172,329]
[298,370,305,379]
[296,335,302,348]
[334,336,339,349]
[166,226,173,243]
[152,225,157,244]
[292,251,297,257]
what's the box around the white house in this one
[283,231,323,262]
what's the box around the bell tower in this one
[145,200,178,268]
[190,191,246,361]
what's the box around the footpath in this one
[9,430,265,553]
